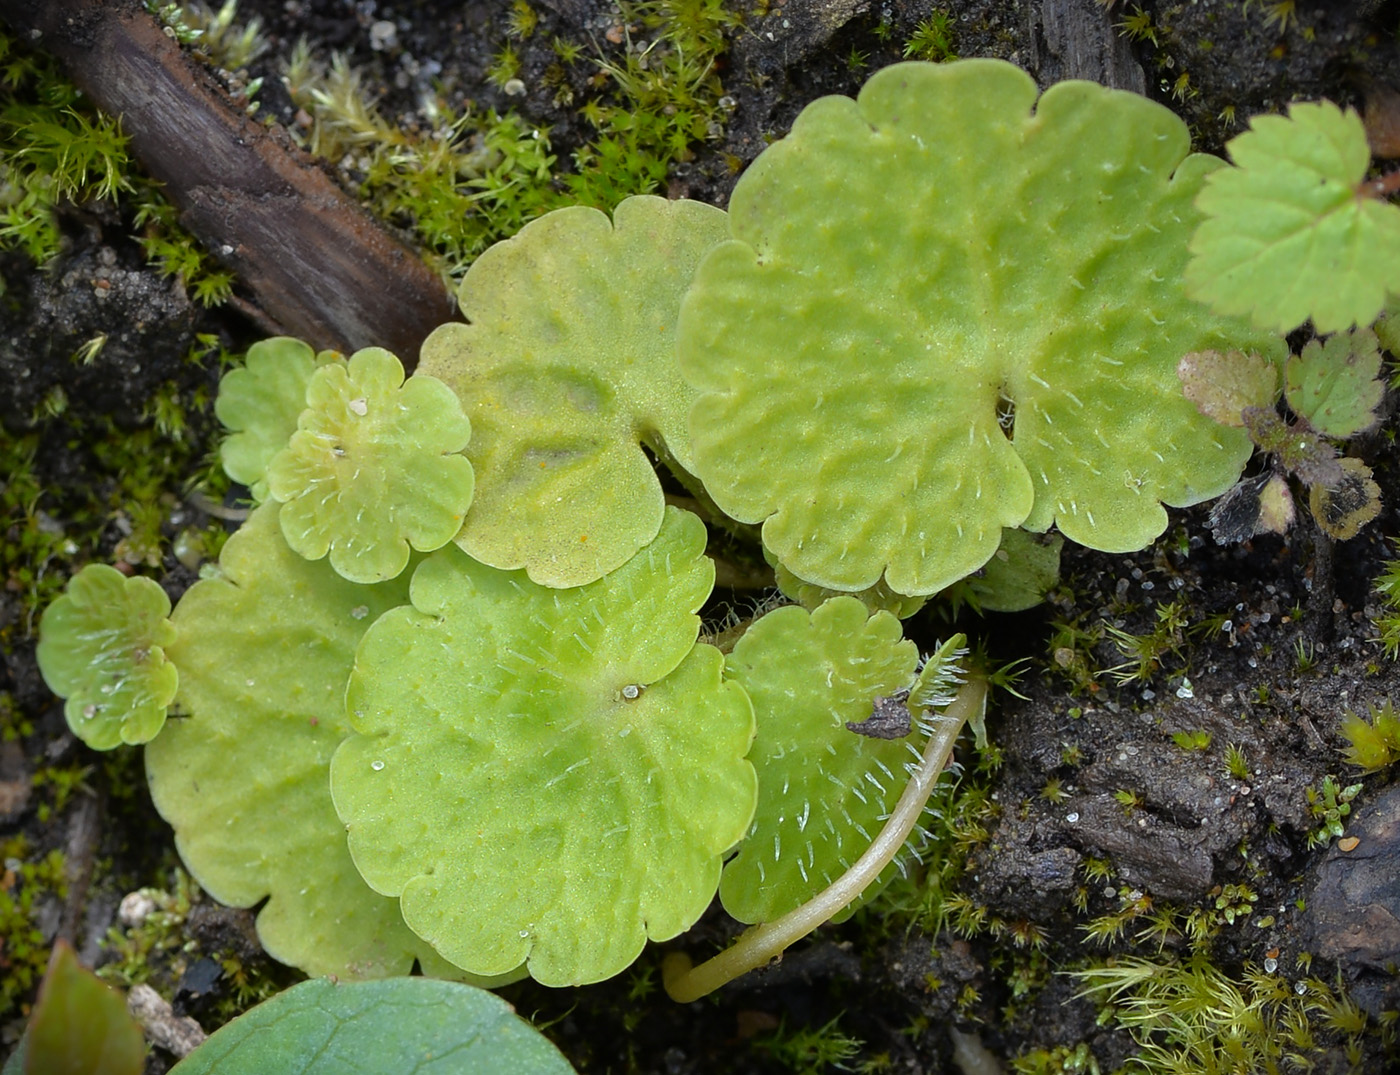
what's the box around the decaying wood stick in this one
[0,0,458,361]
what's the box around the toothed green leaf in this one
[146,503,478,982]
[418,196,729,588]
[1284,329,1384,439]
[681,59,1280,597]
[331,508,757,986]
[267,347,474,584]
[1186,100,1400,334]
[36,564,176,750]
[719,597,921,923]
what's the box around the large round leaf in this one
[680,59,1282,597]
[331,507,757,986]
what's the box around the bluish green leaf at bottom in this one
[168,978,576,1075]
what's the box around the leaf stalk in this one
[662,672,988,1003]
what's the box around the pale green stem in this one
[663,674,988,1003]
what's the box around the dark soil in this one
[4,1,1400,1073]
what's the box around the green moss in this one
[0,836,69,1022]
[0,28,234,304]
[281,0,739,282]
[1075,952,1387,1074]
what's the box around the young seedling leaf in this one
[1257,474,1296,536]
[1242,408,1344,488]
[168,978,576,1075]
[718,597,922,923]
[1186,100,1400,335]
[216,337,343,502]
[331,507,757,986]
[36,564,176,749]
[418,195,729,588]
[1309,457,1381,540]
[680,59,1280,597]
[1284,329,1384,439]
[1177,349,1280,428]
[267,347,474,584]
[146,503,471,981]
[19,941,144,1075]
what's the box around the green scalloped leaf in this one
[1186,100,1400,335]
[680,59,1281,598]
[331,507,757,987]
[418,195,729,588]
[1284,329,1384,439]
[146,503,473,981]
[168,978,576,1075]
[216,337,343,502]
[719,597,920,923]
[267,348,474,584]
[36,564,176,750]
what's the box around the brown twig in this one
[0,0,458,361]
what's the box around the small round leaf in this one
[331,508,757,986]
[36,564,176,750]
[216,337,342,502]
[719,597,920,923]
[267,347,474,584]
[418,195,729,588]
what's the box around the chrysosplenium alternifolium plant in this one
[39,58,1329,997]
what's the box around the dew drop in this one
[1264,957,1278,974]
[351,605,369,620]
[371,760,385,771]
[621,684,641,700]
[349,397,368,416]
[519,929,529,939]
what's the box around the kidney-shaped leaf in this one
[680,59,1281,597]
[418,195,729,588]
[169,977,576,1075]
[331,507,757,986]
[719,597,920,923]
[146,503,460,981]
[36,564,177,750]
[267,347,474,584]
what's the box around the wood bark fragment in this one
[0,0,458,361]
